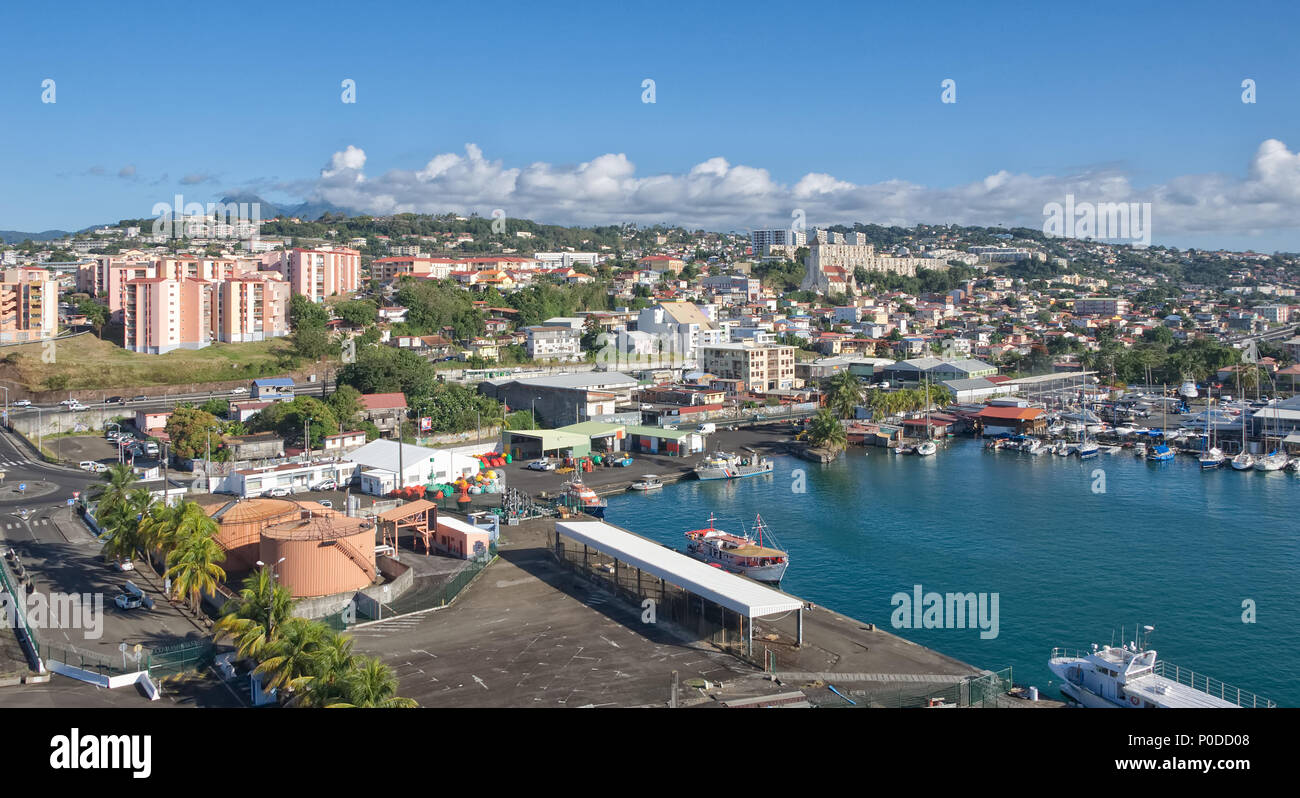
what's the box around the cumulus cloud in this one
[273,139,1300,244]
[180,173,214,185]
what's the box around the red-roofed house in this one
[359,393,408,434]
[974,405,1047,435]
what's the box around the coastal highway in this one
[4,380,337,416]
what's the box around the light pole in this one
[256,557,286,581]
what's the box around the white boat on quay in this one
[1049,626,1275,708]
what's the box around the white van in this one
[696,423,716,435]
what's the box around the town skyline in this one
[4,1,1300,251]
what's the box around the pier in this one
[353,512,1059,708]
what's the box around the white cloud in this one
[278,139,1300,245]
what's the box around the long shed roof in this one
[556,521,803,618]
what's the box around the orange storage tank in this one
[205,498,300,573]
[259,513,378,598]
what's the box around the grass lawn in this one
[0,334,320,391]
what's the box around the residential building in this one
[275,247,361,301]
[1073,297,1130,316]
[213,273,290,343]
[121,277,213,354]
[359,393,408,434]
[525,325,582,361]
[0,268,58,342]
[635,302,726,367]
[698,342,798,392]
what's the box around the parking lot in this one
[0,506,206,665]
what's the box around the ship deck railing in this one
[1151,660,1275,708]
[1049,648,1275,708]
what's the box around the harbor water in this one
[604,438,1300,706]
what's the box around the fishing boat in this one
[562,478,607,518]
[915,440,937,456]
[1048,626,1274,708]
[1133,442,1147,458]
[894,444,915,455]
[1076,441,1099,459]
[684,514,788,583]
[694,451,774,480]
[1100,445,1122,455]
[1146,443,1174,462]
[628,474,663,491]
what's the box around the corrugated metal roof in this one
[556,521,803,618]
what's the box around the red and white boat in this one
[684,514,788,583]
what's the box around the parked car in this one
[114,581,153,611]
[311,479,337,491]
[11,399,30,408]
[527,459,556,471]
[696,422,717,435]
[265,486,292,497]
[230,387,248,394]
[318,500,333,509]
[78,460,98,471]
[131,394,148,402]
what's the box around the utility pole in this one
[205,428,212,494]
[304,417,311,464]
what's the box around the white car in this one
[526,459,556,471]
[11,400,30,408]
[230,387,248,394]
[79,460,98,471]
[59,399,78,406]
[113,558,135,572]
[265,486,292,497]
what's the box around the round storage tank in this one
[259,514,377,598]
[206,498,300,573]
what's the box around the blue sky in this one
[3,0,1299,250]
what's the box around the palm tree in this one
[299,633,358,707]
[806,409,848,455]
[214,567,293,661]
[328,657,418,708]
[255,617,331,696]
[824,371,863,419]
[90,463,139,538]
[164,503,226,612]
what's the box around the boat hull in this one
[695,462,774,480]
[686,549,787,582]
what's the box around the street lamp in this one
[256,557,286,581]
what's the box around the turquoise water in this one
[605,440,1300,706]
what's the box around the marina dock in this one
[355,513,1060,708]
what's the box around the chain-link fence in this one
[832,668,1015,708]
[551,536,758,662]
